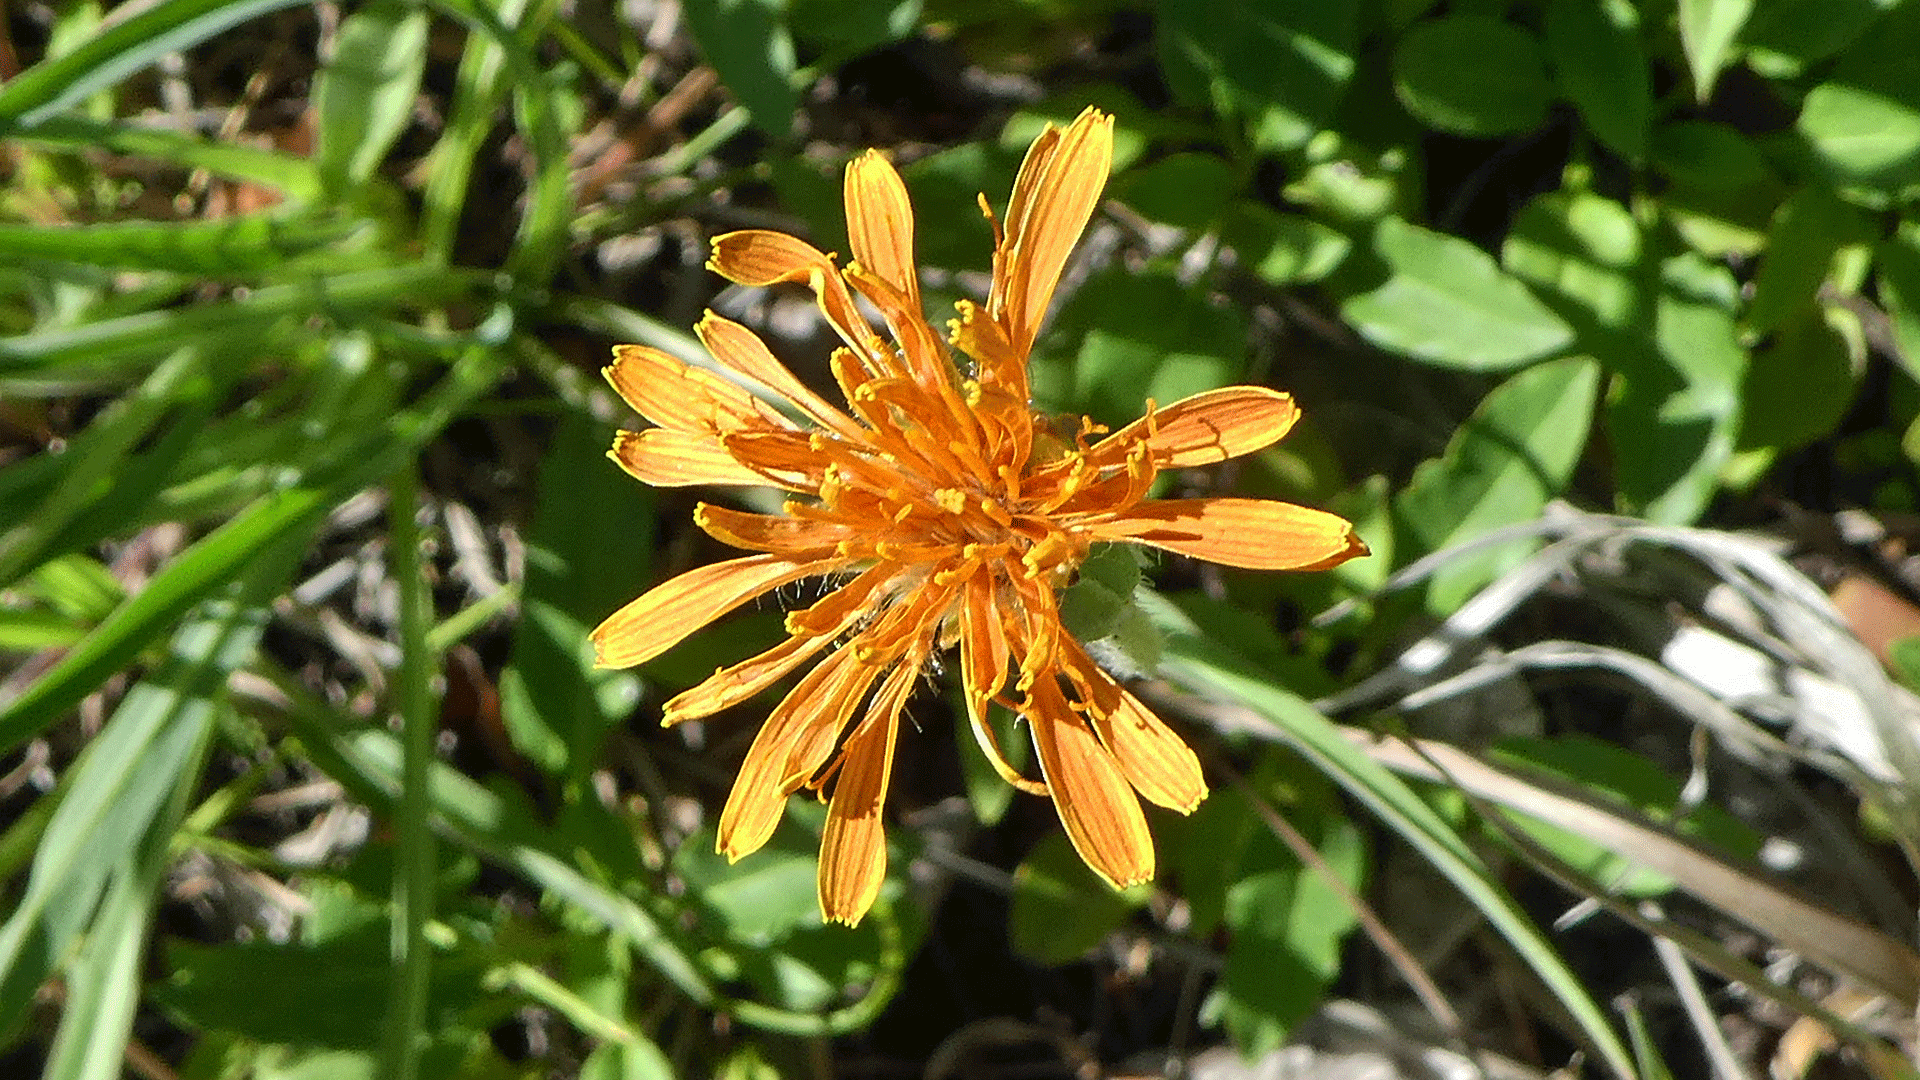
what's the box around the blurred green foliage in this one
[3,0,1917,1075]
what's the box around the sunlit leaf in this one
[1341,217,1573,370]
[1677,0,1754,101]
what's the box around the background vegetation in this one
[3,0,1920,1077]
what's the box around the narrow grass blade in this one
[0,263,478,378]
[4,116,323,201]
[0,486,328,753]
[0,536,297,1040]
[0,0,315,125]
[1352,730,1920,1004]
[313,0,430,192]
[1149,596,1638,1080]
[0,214,366,275]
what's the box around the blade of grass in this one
[3,116,324,201]
[420,0,529,260]
[0,213,366,275]
[0,346,215,590]
[0,485,329,753]
[1347,729,1920,1004]
[426,0,570,280]
[0,0,315,125]
[313,0,430,193]
[1147,595,1638,1080]
[0,342,505,751]
[0,263,481,378]
[0,535,299,1040]
[270,676,908,1037]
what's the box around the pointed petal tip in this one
[820,905,866,928]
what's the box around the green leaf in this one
[681,0,798,139]
[0,0,314,125]
[1222,202,1351,285]
[1055,268,1245,425]
[1058,545,1143,643]
[1739,308,1860,452]
[1113,152,1240,231]
[0,214,365,275]
[0,487,328,754]
[2,116,324,203]
[954,695,1026,827]
[1741,0,1891,77]
[1391,16,1552,137]
[1157,0,1359,151]
[1876,222,1920,379]
[312,0,430,191]
[1396,355,1600,612]
[1488,735,1761,899]
[1888,635,1920,690]
[1009,833,1146,965]
[1544,0,1650,160]
[1340,217,1573,370]
[580,1041,676,1080]
[786,0,920,55]
[1746,187,1870,334]
[1204,812,1362,1056]
[156,922,487,1049]
[1651,121,1775,192]
[1504,188,1647,336]
[499,411,653,780]
[0,262,478,377]
[0,609,86,651]
[0,538,297,1049]
[1610,254,1748,523]
[902,141,1018,271]
[1797,3,1920,194]
[1146,604,1636,1080]
[1678,0,1754,101]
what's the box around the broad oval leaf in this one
[1396,355,1601,612]
[1796,3,1920,194]
[1341,217,1573,370]
[1545,0,1651,160]
[1392,16,1551,138]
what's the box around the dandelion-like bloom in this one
[592,108,1366,925]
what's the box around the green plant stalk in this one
[380,465,437,1080]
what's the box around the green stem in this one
[380,465,437,1080]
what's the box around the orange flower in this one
[592,107,1367,926]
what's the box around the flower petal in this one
[708,230,895,378]
[959,572,1048,795]
[1027,674,1154,888]
[610,429,803,490]
[604,344,785,434]
[660,630,837,726]
[591,553,839,669]
[695,313,860,437]
[1059,640,1206,813]
[1086,498,1368,571]
[988,107,1114,362]
[844,150,920,311]
[721,430,832,489]
[817,663,913,926]
[716,647,873,861]
[694,502,855,556]
[1084,387,1300,469]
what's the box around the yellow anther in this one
[935,488,968,514]
[891,504,914,524]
